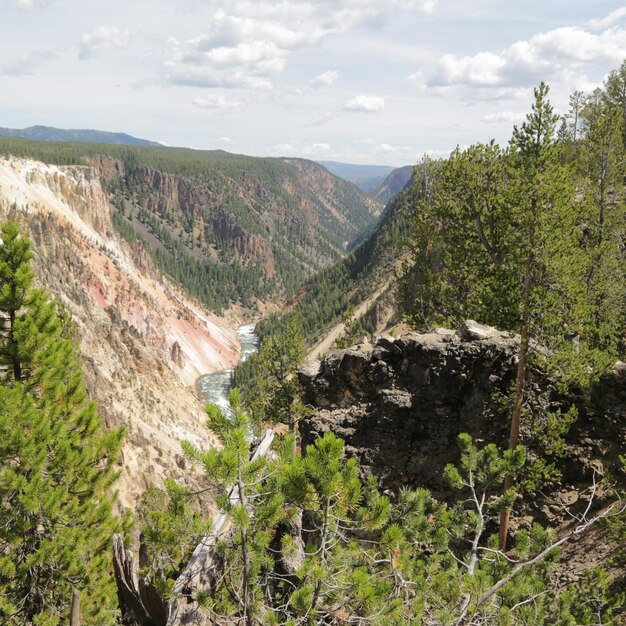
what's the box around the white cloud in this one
[482,110,526,123]
[16,0,50,8]
[407,70,426,88]
[310,70,339,88]
[193,94,246,111]
[267,141,332,157]
[432,52,505,87]
[0,49,56,76]
[79,26,133,60]
[165,0,437,90]
[424,18,626,96]
[587,7,626,31]
[344,95,385,112]
[216,136,233,144]
[167,36,285,89]
[372,142,396,153]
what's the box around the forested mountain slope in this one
[254,171,414,344]
[373,164,413,204]
[0,138,382,313]
[233,171,416,390]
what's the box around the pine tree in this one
[574,88,626,363]
[277,432,393,625]
[397,141,519,330]
[0,221,35,382]
[493,82,570,548]
[602,60,626,151]
[138,480,210,600]
[389,434,582,625]
[566,90,586,146]
[0,221,125,625]
[245,316,307,449]
[160,428,610,625]
[396,84,620,549]
[159,412,394,625]
[181,390,285,626]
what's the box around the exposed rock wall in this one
[89,157,381,290]
[0,157,241,508]
[299,323,626,507]
[300,325,518,494]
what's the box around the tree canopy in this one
[0,221,125,625]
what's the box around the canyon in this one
[0,143,392,510]
[1,147,624,621]
[0,156,241,507]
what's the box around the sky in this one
[2,0,626,166]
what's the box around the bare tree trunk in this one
[238,464,254,626]
[112,533,158,625]
[70,588,81,626]
[310,497,331,617]
[499,251,533,551]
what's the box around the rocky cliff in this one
[0,138,384,311]
[299,323,626,513]
[89,151,383,308]
[0,157,240,508]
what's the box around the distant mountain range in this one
[0,132,413,200]
[317,161,396,193]
[0,125,160,146]
[372,165,413,205]
[317,160,413,204]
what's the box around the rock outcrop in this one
[300,324,518,495]
[299,323,626,504]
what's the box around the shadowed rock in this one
[299,324,625,507]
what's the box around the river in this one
[196,323,259,415]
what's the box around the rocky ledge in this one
[299,321,626,505]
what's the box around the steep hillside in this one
[0,138,382,312]
[0,156,240,507]
[0,125,160,146]
[252,168,417,344]
[233,169,417,390]
[373,164,413,205]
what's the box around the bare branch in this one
[474,499,625,614]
